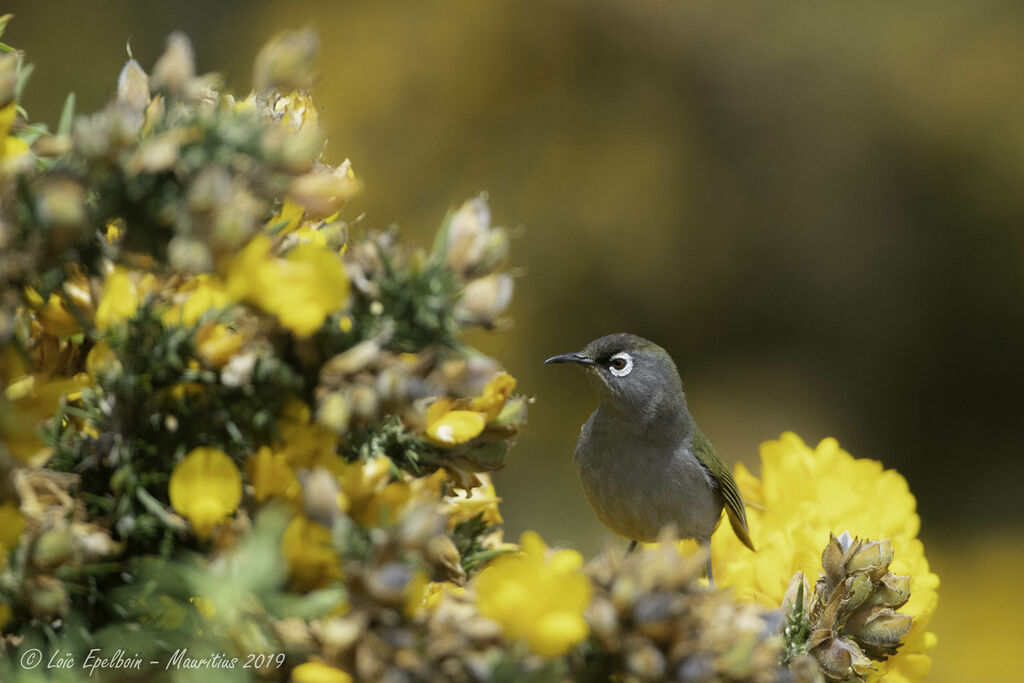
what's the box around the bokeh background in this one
[7,1,1023,679]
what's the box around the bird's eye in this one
[608,352,633,377]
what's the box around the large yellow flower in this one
[169,447,243,538]
[226,236,349,338]
[474,530,591,658]
[708,432,939,683]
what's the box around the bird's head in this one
[545,333,687,423]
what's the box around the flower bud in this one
[365,562,414,606]
[32,525,73,570]
[0,53,16,107]
[300,466,342,528]
[168,236,214,273]
[252,28,319,92]
[187,166,232,213]
[117,59,150,123]
[289,161,361,219]
[866,573,911,610]
[457,273,513,324]
[151,32,195,96]
[626,642,666,680]
[25,576,70,621]
[845,539,893,580]
[849,607,913,654]
[317,391,351,434]
[36,177,87,230]
[810,634,875,680]
[841,571,874,613]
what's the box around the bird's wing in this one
[692,430,756,551]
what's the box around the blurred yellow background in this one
[8,1,1023,679]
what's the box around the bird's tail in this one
[726,505,756,552]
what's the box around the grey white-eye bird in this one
[545,333,754,584]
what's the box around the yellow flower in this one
[0,500,25,571]
[2,373,91,463]
[195,323,243,368]
[94,271,139,331]
[275,400,340,470]
[226,236,349,338]
[169,447,242,538]
[443,472,503,527]
[288,160,361,219]
[0,101,29,171]
[290,660,352,683]
[271,93,319,134]
[474,530,591,658]
[469,371,516,422]
[707,432,939,683]
[281,515,342,591]
[245,446,300,503]
[270,197,305,233]
[425,398,485,447]
[164,274,231,328]
[24,281,93,338]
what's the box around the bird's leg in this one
[702,540,714,587]
[626,540,638,555]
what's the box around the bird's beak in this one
[544,351,595,366]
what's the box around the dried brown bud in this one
[848,607,913,655]
[845,539,893,580]
[810,634,875,681]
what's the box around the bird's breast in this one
[573,413,723,543]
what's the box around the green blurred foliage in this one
[7,3,1023,675]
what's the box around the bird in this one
[545,333,754,585]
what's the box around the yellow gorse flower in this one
[164,274,231,328]
[94,271,139,331]
[226,236,349,338]
[474,530,591,658]
[168,447,243,538]
[195,323,243,368]
[469,371,516,422]
[0,100,29,171]
[442,472,503,527]
[246,446,301,503]
[281,514,343,591]
[290,660,352,683]
[708,432,939,683]
[424,398,485,447]
[424,372,518,447]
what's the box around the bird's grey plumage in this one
[546,332,755,560]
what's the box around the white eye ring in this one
[608,352,633,377]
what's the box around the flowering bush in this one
[0,19,936,683]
